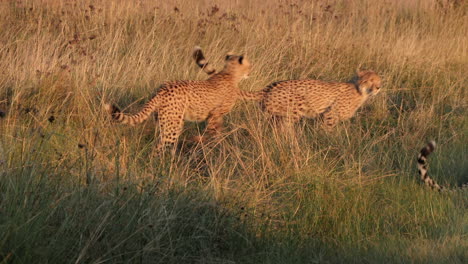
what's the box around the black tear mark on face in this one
[238,56,244,64]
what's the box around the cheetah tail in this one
[193,46,216,75]
[239,90,264,101]
[417,141,443,191]
[104,95,160,126]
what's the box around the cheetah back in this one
[262,80,357,119]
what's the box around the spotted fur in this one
[106,51,251,150]
[192,49,381,129]
[192,47,263,101]
[417,141,468,192]
[260,71,382,129]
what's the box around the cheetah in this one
[260,71,382,129]
[417,141,468,192]
[192,47,381,130]
[105,48,251,151]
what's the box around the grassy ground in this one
[0,0,467,263]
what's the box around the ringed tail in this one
[417,141,443,191]
[193,46,216,75]
[105,96,160,126]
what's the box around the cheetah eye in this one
[225,55,232,61]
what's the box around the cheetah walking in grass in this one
[193,47,382,130]
[260,70,382,129]
[105,48,251,151]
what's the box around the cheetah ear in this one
[238,56,244,64]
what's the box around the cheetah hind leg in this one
[154,109,184,155]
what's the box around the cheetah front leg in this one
[191,111,229,143]
[207,112,225,134]
[322,108,339,131]
[203,112,226,141]
[191,109,228,143]
[189,116,223,143]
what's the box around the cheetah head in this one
[356,70,382,96]
[224,53,251,80]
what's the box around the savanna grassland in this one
[0,0,467,263]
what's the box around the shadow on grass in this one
[0,162,466,264]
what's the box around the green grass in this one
[0,0,467,263]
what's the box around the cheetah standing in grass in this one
[260,71,382,129]
[105,48,251,150]
[193,47,382,130]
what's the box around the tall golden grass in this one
[0,0,467,263]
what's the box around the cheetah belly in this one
[302,94,336,118]
[262,94,304,118]
[303,108,320,118]
[180,94,212,122]
[184,101,213,122]
[184,110,209,122]
[303,103,332,118]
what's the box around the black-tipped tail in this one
[104,103,122,120]
[417,141,443,191]
[193,46,216,75]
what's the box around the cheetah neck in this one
[345,82,371,107]
[350,81,374,100]
[349,81,362,95]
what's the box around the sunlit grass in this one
[0,0,467,263]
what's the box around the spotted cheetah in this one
[192,48,381,130]
[260,71,382,129]
[417,141,468,192]
[105,49,251,150]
